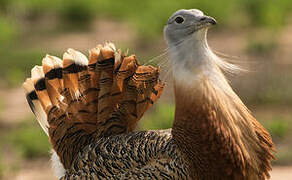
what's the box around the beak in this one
[200,16,217,26]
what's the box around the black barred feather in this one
[26,90,38,114]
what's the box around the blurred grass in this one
[0,17,18,47]
[0,151,3,178]
[140,103,174,130]
[242,0,291,28]
[1,0,292,38]
[0,48,44,86]
[58,0,95,28]
[261,117,291,142]
[6,120,50,159]
[265,120,290,139]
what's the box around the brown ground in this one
[6,160,292,180]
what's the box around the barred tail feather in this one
[31,66,53,112]
[96,45,116,122]
[42,55,64,107]
[23,78,49,136]
[62,49,86,100]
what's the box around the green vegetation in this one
[262,118,290,141]
[0,48,44,86]
[58,0,95,28]
[0,152,3,178]
[1,0,292,38]
[242,0,291,28]
[0,17,18,47]
[6,120,50,159]
[140,103,174,130]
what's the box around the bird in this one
[23,9,275,180]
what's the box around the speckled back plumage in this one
[60,130,189,180]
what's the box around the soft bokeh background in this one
[0,0,292,179]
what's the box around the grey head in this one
[164,9,216,46]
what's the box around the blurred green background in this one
[0,0,292,179]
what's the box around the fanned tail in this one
[23,42,164,169]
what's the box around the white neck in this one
[168,29,210,68]
[167,28,240,90]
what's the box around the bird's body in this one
[23,9,275,180]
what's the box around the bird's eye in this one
[199,17,207,21]
[174,16,184,24]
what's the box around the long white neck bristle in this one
[168,29,241,88]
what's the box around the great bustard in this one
[23,9,275,180]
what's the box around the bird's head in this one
[164,9,216,46]
[164,9,219,83]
